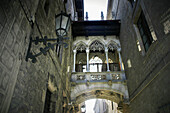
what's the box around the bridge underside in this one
[71,82,129,104]
[73,90,122,104]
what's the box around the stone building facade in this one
[112,0,170,112]
[0,0,72,113]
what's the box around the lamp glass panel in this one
[57,29,66,36]
[66,18,71,32]
[61,15,68,29]
[56,15,61,30]
[60,30,66,36]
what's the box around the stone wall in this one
[0,0,72,113]
[117,0,170,112]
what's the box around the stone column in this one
[73,50,77,72]
[105,47,110,71]
[117,48,124,71]
[86,48,90,72]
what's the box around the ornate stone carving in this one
[91,75,106,80]
[77,75,85,80]
[108,80,112,86]
[76,43,86,51]
[89,40,104,51]
[108,43,117,51]
[112,74,121,80]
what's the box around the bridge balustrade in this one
[71,71,126,83]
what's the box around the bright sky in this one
[84,0,108,20]
[85,99,96,113]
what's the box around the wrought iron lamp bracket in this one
[26,35,69,63]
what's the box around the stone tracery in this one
[76,43,86,51]
[73,39,122,72]
[108,43,117,51]
[89,40,104,51]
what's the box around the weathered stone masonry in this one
[115,0,170,112]
[0,0,71,113]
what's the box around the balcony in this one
[71,63,125,83]
[75,63,120,72]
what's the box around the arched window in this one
[89,56,103,72]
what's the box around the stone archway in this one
[71,82,129,104]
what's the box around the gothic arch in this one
[73,41,87,51]
[71,86,128,104]
[106,40,119,51]
[75,90,122,104]
[88,38,105,46]
[89,40,105,51]
[71,83,129,104]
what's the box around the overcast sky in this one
[84,0,108,20]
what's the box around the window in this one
[89,56,103,72]
[127,59,132,68]
[43,89,52,113]
[136,40,142,51]
[137,11,153,52]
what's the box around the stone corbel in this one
[108,80,112,86]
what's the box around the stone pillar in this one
[117,48,124,71]
[86,48,90,72]
[73,50,77,72]
[105,47,110,71]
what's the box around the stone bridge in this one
[70,71,129,105]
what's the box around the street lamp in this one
[26,12,71,63]
[55,11,71,36]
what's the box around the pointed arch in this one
[71,83,129,103]
[73,41,87,51]
[107,40,119,51]
[75,91,121,104]
[89,40,105,51]
[88,38,105,47]
[71,86,128,104]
